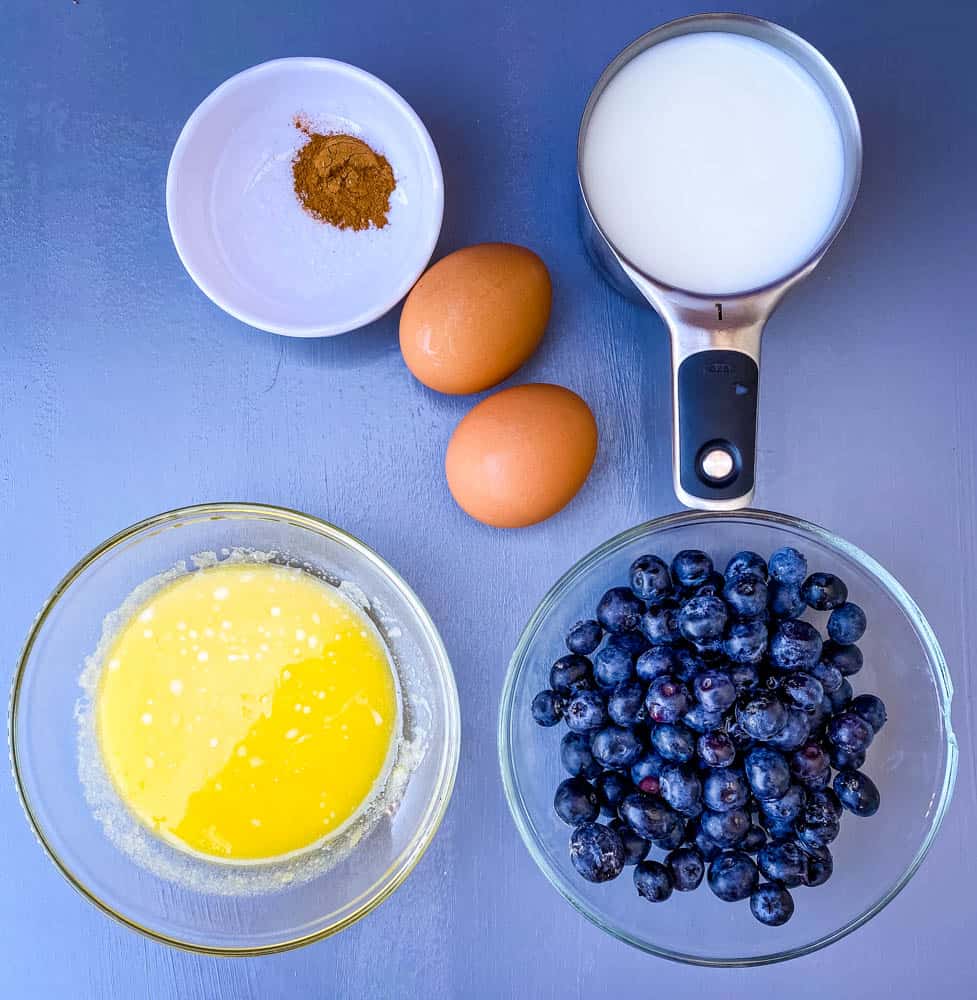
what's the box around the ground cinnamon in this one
[291,116,396,231]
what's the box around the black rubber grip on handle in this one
[677,350,759,502]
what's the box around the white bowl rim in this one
[165,57,445,338]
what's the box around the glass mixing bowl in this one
[499,509,956,966]
[10,503,460,955]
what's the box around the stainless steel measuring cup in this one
[577,13,862,510]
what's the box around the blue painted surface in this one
[1,0,975,995]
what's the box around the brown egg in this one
[399,243,551,394]
[445,384,598,528]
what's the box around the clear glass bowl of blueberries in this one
[499,510,957,966]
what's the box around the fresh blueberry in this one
[595,770,634,817]
[770,619,823,671]
[737,692,787,740]
[591,725,643,770]
[767,707,811,751]
[827,602,867,644]
[672,646,707,682]
[760,784,806,823]
[801,572,848,611]
[635,646,678,683]
[741,825,768,854]
[549,654,592,694]
[703,768,749,812]
[659,763,703,815]
[700,807,751,848]
[810,659,844,693]
[750,883,795,926]
[593,640,635,689]
[802,788,843,827]
[795,790,842,846]
[761,815,797,842]
[619,793,681,842]
[634,860,674,902]
[629,554,673,605]
[829,744,865,770]
[827,678,854,712]
[671,550,714,590]
[795,812,840,849]
[639,603,682,646]
[614,630,651,657]
[650,722,697,762]
[820,640,863,677]
[781,672,824,711]
[834,769,881,817]
[729,662,762,695]
[607,680,647,727]
[708,850,759,902]
[799,842,833,886]
[561,731,602,779]
[745,747,791,801]
[569,822,625,883]
[692,635,727,660]
[725,551,768,582]
[645,676,692,724]
[807,694,834,736]
[768,580,806,619]
[757,839,808,888]
[850,693,887,733]
[653,812,687,850]
[694,670,737,712]
[566,619,602,656]
[531,689,565,726]
[790,742,832,789]
[597,587,645,634]
[723,575,768,620]
[695,828,724,861]
[677,595,728,642]
[683,703,727,734]
[725,621,768,664]
[698,731,737,768]
[666,845,705,891]
[769,547,808,586]
[828,711,874,753]
[554,777,600,825]
[630,752,666,795]
[609,819,650,865]
[692,572,727,598]
[725,717,756,752]
[564,689,607,733]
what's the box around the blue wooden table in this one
[2,1,975,995]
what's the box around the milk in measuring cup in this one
[581,32,846,295]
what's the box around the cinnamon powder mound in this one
[291,116,396,231]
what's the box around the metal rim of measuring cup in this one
[576,13,863,511]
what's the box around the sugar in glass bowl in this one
[10,503,460,954]
[499,509,956,966]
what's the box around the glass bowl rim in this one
[498,507,957,967]
[9,501,462,956]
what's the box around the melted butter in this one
[96,563,398,861]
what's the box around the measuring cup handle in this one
[669,327,762,510]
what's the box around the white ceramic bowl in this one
[166,58,444,337]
